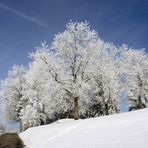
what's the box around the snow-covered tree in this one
[1,65,26,131]
[31,22,99,120]
[80,43,120,117]
[20,47,69,130]
[30,21,120,120]
[119,45,148,111]
[19,53,48,130]
[51,21,102,120]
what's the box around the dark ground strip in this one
[0,133,25,148]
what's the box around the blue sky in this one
[0,0,148,80]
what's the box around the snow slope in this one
[20,109,148,148]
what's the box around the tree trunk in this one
[19,118,23,132]
[105,103,109,115]
[73,96,79,120]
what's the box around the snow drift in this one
[20,108,148,148]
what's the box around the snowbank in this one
[20,109,148,148]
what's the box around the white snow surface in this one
[20,108,148,148]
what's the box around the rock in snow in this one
[20,108,148,148]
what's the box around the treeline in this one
[0,21,148,131]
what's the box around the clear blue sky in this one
[0,0,148,79]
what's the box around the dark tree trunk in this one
[73,96,79,120]
[19,119,23,132]
[137,96,146,109]
[105,103,109,115]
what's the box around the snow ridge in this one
[20,109,148,148]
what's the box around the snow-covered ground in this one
[20,109,148,148]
